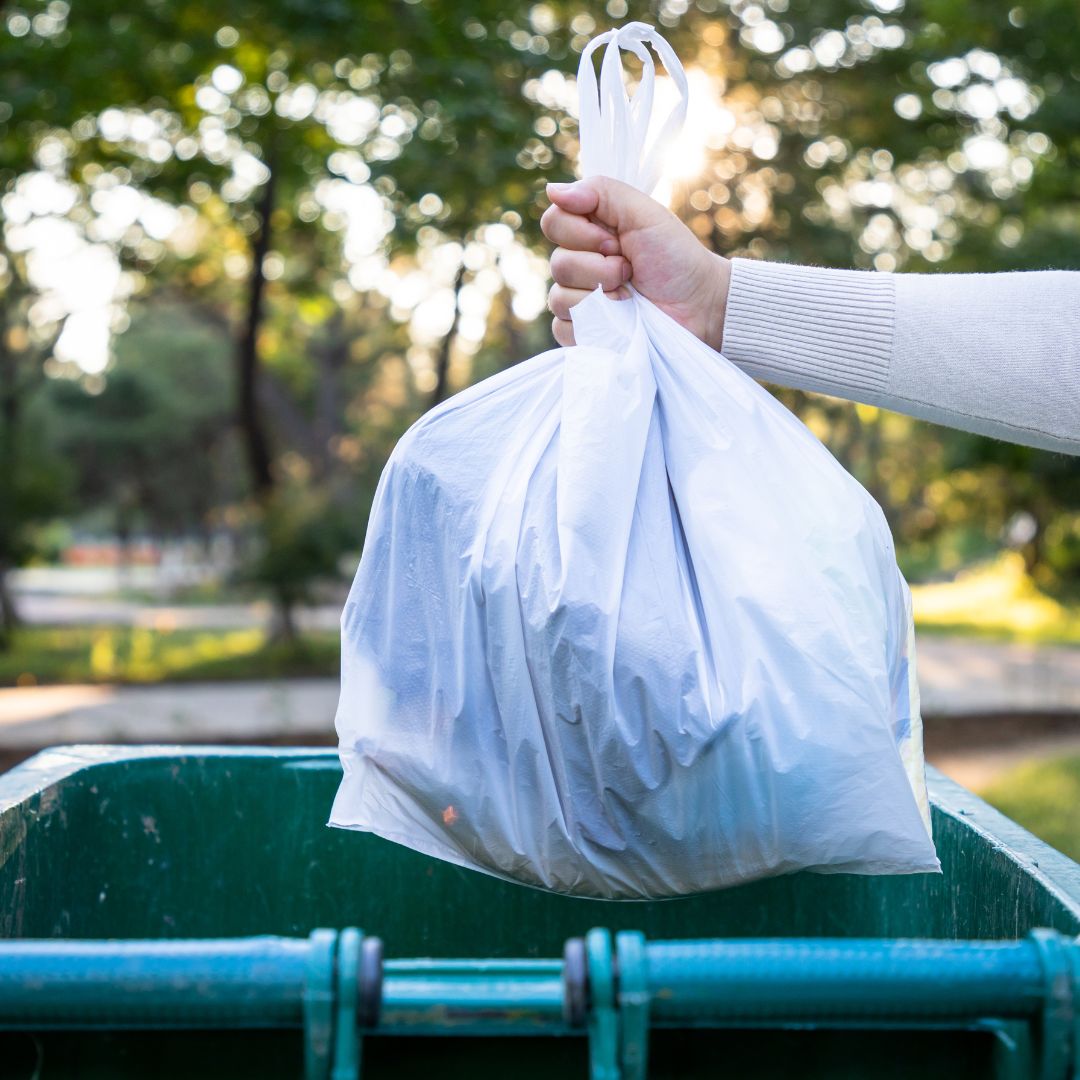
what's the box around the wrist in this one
[700,252,731,353]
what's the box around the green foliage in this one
[1,0,583,623]
[0,252,72,643]
[243,483,356,636]
[0,0,1078,627]
[980,754,1080,862]
[47,302,239,536]
[0,390,71,566]
[0,0,564,289]
[0,624,338,686]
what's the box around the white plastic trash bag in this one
[329,22,940,898]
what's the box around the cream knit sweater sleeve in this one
[719,257,1080,456]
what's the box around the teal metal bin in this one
[1,745,1078,1077]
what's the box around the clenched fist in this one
[542,176,731,351]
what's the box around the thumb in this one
[546,176,668,233]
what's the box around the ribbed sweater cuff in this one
[720,258,896,396]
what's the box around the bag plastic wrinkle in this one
[329,22,940,899]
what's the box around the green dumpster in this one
[1,744,1078,1078]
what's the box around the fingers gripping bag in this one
[329,22,940,899]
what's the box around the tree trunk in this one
[859,407,897,531]
[0,338,18,648]
[257,368,323,468]
[237,145,278,498]
[271,587,298,644]
[1020,499,1050,578]
[313,311,348,474]
[431,262,467,407]
[115,503,133,596]
[0,566,17,648]
[501,288,526,369]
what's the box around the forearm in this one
[719,258,1080,456]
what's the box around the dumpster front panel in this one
[2,746,1077,947]
[1,746,1078,1079]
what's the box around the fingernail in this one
[600,238,619,256]
[546,181,576,193]
[622,260,632,281]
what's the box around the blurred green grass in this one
[3,552,1078,687]
[911,553,1080,646]
[0,626,339,687]
[979,755,1080,862]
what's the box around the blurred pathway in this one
[915,637,1080,717]
[10,563,347,630]
[13,594,342,632]
[914,640,1080,789]
[0,638,1078,788]
[0,678,339,749]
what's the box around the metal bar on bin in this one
[585,928,619,1080]
[379,957,565,1034]
[331,928,363,1080]
[0,935,312,1028]
[303,929,337,1080]
[615,930,649,1080]
[1027,929,1075,1080]
[642,936,1050,1024]
[0,928,1076,1079]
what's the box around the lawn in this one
[0,625,340,687]
[911,553,1080,646]
[979,754,1080,862]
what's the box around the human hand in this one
[542,176,731,351]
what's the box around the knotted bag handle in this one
[576,22,690,196]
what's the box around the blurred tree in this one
[1,0,575,629]
[1,0,1077,609]
[244,482,354,640]
[47,302,239,551]
[601,0,1080,582]
[0,0,564,481]
[0,239,69,643]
